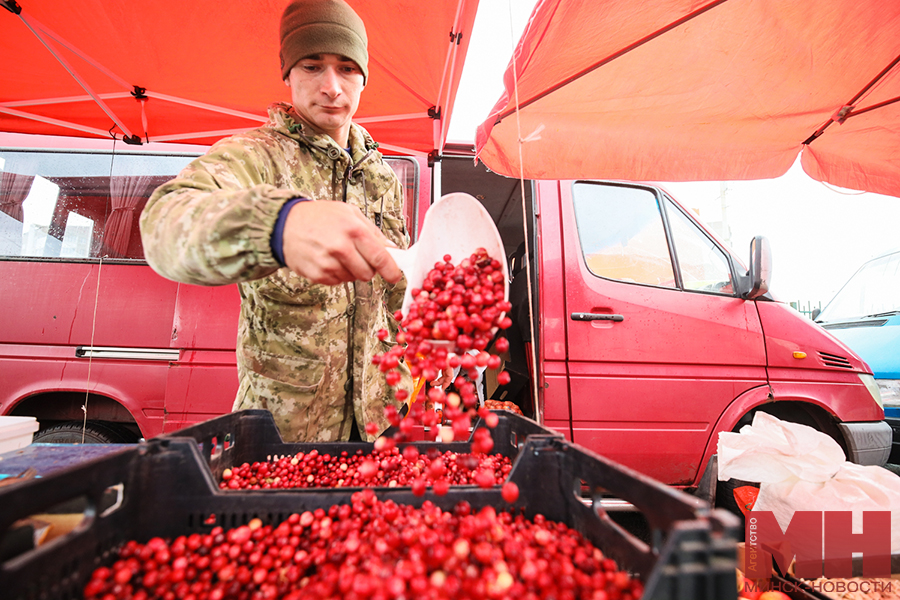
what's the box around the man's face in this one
[284,53,364,146]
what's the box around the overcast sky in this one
[447,0,900,309]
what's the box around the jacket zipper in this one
[339,152,371,437]
[288,124,378,438]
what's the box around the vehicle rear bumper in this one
[838,420,892,466]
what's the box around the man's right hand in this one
[281,200,402,286]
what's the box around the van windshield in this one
[817,250,900,322]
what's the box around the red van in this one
[0,135,888,504]
[439,147,888,497]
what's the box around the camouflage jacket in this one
[140,103,411,442]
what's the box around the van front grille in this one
[818,351,853,369]
[822,319,887,330]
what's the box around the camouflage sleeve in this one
[381,175,410,314]
[139,137,293,286]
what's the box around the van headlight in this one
[859,374,883,409]
[878,379,900,408]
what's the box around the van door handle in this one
[570,312,624,322]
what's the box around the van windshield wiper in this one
[863,310,900,318]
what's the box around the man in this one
[140,0,412,442]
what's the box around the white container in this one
[0,416,39,454]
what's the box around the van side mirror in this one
[745,235,772,299]
[811,308,821,320]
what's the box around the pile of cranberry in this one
[219,446,512,495]
[83,489,643,600]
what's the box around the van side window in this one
[384,157,417,207]
[572,182,677,288]
[384,156,418,235]
[0,151,193,261]
[665,197,734,295]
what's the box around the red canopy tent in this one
[475,0,900,198]
[0,0,478,156]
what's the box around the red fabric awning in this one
[475,0,900,198]
[1,0,478,155]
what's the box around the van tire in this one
[33,421,132,444]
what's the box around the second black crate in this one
[156,408,561,491]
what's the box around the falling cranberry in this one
[374,249,514,445]
[501,481,520,504]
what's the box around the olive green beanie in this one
[279,0,369,83]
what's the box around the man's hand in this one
[433,366,455,391]
[282,201,402,285]
[432,355,456,390]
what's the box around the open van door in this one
[557,180,768,484]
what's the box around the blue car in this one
[816,248,900,461]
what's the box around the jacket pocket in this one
[380,213,408,246]
[236,347,327,442]
[257,268,333,305]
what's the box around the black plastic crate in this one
[155,408,561,488]
[0,435,740,600]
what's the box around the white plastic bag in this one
[718,411,900,551]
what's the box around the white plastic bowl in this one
[387,192,509,321]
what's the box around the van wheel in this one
[33,421,132,444]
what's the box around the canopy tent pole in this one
[14,9,138,141]
[26,16,133,90]
[1,92,135,107]
[845,95,900,119]
[434,0,471,151]
[355,112,431,124]
[0,91,269,143]
[434,0,467,118]
[1,91,269,124]
[143,92,266,124]
[149,129,258,143]
[0,105,111,137]
[803,52,900,145]
[373,143,428,158]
